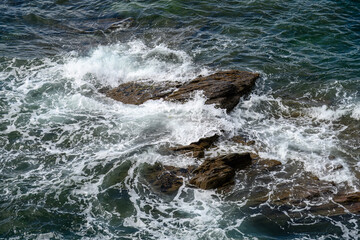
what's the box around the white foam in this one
[124,155,234,239]
[231,93,358,187]
[307,105,349,121]
[350,103,360,120]
[63,40,210,87]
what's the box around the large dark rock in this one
[167,70,259,112]
[102,70,259,113]
[189,153,252,190]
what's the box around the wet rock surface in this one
[102,70,259,112]
[333,192,360,214]
[143,163,195,194]
[226,159,360,217]
[169,134,219,159]
[166,70,260,112]
[231,135,256,146]
[189,153,252,190]
[102,82,179,105]
[269,189,360,216]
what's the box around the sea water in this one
[1,0,360,239]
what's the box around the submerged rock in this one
[189,153,252,190]
[282,190,360,216]
[229,161,360,217]
[102,70,259,113]
[169,134,219,158]
[143,163,195,194]
[231,135,255,146]
[53,16,135,34]
[333,192,360,214]
[103,17,134,31]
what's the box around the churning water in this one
[1,0,360,239]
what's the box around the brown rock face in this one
[169,134,219,158]
[333,192,360,214]
[189,153,252,190]
[167,70,259,112]
[103,82,178,105]
[102,70,259,113]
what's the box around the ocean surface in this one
[1,0,360,239]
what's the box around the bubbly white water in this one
[307,104,360,121]
[63,40,210,87]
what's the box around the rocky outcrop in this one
[166,70,259,112]
[189,153,252,190]
[169,134,219,158]
[102,70,259,112]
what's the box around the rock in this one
[333,192,360,214]
[247,153,282,171]
[254,159,282,171]
[170,134,219,159]
[191,165,235,190]
[143,163,195,194]
[102,70,259,113]
[334,192,360,204]
[167,70,259,112]
[231,135,255,146]
[104,17,134,31]
[301,192,360,216]
[103,82,178,105]
[189,153,252,190]
[241,171,360,217]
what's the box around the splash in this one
[63,40,210,87]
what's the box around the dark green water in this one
[1,0,360,239]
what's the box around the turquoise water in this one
[1,0,360,239]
